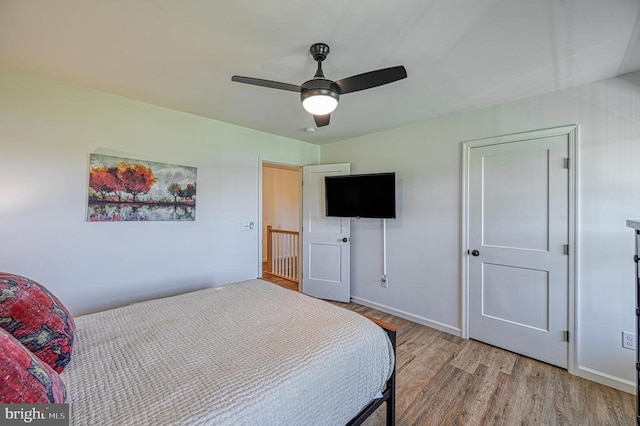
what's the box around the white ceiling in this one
[1,0,639,145]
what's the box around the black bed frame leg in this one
[386,330,396,426]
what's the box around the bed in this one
[61,279,396,425]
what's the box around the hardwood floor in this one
[261,262,299,292]
[260,274,635,424]
[261,273,298,291]
[333,302,635,426]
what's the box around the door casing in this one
[461,125,578,375]
[258,158,303,282]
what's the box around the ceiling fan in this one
[231,43,407,128]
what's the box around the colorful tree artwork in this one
[87,154,197,222]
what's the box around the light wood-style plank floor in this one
[261,272,298,291]
[261,262,298,291]
[261,275,636,425]
[337,302,636,426]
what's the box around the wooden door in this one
[302,164,351,302]
[468,133,570,368]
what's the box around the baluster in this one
[266,226,273,275]
[276,233,281,276]
[290,233,294,280]
[278,233,283,277]
[294,233,298,281]
[288,233,291,280]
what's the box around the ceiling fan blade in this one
[231,76,301,93]
[335,66,407,94]
[314,114,330,127]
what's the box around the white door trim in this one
[461,125,578,375]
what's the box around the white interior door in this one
[468,134,569,368]
[302,164,350,302]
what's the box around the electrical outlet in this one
[622,331,636,350]
[380,276,388,288]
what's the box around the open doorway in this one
[261,162,301,291]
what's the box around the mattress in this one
[62,279,394,425]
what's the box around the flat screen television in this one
[325,172,396,219]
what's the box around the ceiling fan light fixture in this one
[301,88,339,115]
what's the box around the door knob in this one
[471,250,480,256]
[342,237,349,243]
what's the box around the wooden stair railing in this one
[266,225,299,283]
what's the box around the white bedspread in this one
[62,279,394,425]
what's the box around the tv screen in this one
[325,172,396,219]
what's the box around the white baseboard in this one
[350,296,462,337]
[577,366,635,394]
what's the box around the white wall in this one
[321,73,640,392]
[0,68,319,315]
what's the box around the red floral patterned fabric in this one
[0,273,75,373]
[0,327,66,403]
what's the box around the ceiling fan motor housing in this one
[300,79,340,104]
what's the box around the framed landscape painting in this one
[87,154,197,221]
